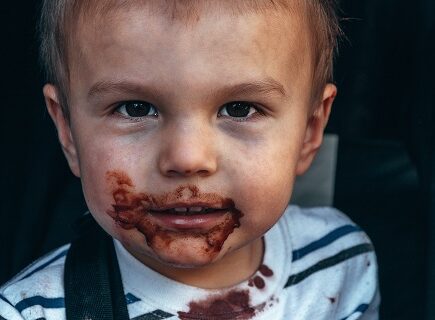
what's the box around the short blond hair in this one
[39,0,341,119]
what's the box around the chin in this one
[149,236,225,268]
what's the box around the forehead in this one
[72,0,303,24]
[69,2,313,104]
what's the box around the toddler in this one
[0,1,379,319]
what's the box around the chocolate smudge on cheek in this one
[178,290,258,320]
[105,170,243,260]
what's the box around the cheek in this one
[237,167,294,220]
[76,139,149,229]
[227,141,298,231]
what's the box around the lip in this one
[145,201,234,231]
[149,207,230,215]
[148,201,232,212]
[148,210,231,230]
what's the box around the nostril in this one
[197,170,210,177]
[164,169,211,177]
[166,170,180,177]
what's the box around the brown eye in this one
[116,101,158,117]
[219,101,256,118]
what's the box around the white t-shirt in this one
[0,206,379,320]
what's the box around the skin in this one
[44,6,336,289]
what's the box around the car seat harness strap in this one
[64,214,130,320]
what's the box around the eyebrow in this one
[215,78,287,99]
[87,77,287,101]
[88,80,159,101]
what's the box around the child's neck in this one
[129,238,264,289]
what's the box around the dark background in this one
[0,1,434,319]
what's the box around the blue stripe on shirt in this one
[292,225,362,261]
[0,294,14,307]
[18,249,69,281]
[15,297,65,312]
[125,292,141,304]
[14,293,141,313]
[340,303,369,320]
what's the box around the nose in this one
[158,121,218,178]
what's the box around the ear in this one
[295,84,337,175]
[43,84,81,177]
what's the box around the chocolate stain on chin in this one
[105,170,243,259]
[178,290,257,320]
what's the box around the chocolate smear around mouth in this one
[105,170,243,259]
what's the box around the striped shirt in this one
[0,206,379,319]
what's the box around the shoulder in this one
[279,206,379,319]
[281,206,372,258]
[0,245,69,320]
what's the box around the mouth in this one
[146,203,234,230]
[106,172,244,262]
[111,202,235,231]
[149,206,231,216]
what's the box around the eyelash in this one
[113,100,266,122]
[218,101,266,122]
[114,101,158,120]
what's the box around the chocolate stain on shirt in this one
[178,290,257,320]
[248,276,265,289]
[328,296,336,304]
[258,264,274,277]
[268,295,279,308]
[248,264,274,290]
[105,170,243,259]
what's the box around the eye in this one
[116,101,158,118]
[218,101,257,118]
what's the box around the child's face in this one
[45,7,335,272]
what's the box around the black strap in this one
[64,214,130,320]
